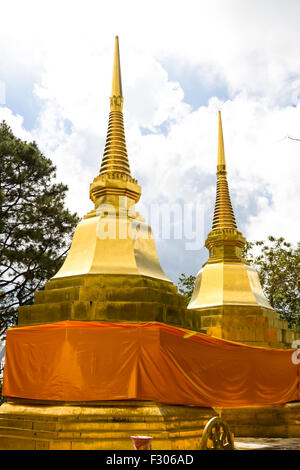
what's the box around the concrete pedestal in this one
[0,400,216,450]
[217,402,300,438]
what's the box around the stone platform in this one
[18,274,192,330]
[217,401,300,438]
[0,400,216,450]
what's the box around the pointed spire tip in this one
[111,35,123,101]
[217,110,226,168]
[211,111,237,230]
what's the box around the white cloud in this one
[0,107,32,142]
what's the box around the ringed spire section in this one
[212,112,237,230]
[90,36,141,209]
[100,36,131,177]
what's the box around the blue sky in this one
[0,0,300,283]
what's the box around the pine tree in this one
[0,121,79,337]
[243,237,300,330]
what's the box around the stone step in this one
[217,403,300,438]
[19,300,188,325]
[34,286,186,307]
[45,275,177,292]
[0,402,215,450]
[0,416,207,431]
[0,432,200,450]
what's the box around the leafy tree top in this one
[0,121,80,337]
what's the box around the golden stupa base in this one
[0,400,216,450]
[188,257,298,348]
[217,402,300,438]
[188,305,298,349]
[18,274,189,329]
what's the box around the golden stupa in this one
[18,36,189,330]
[188,111,297,348]
[0,37,217,451]
[1,39,299,451]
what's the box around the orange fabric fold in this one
[3,321,299,407]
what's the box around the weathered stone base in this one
[18,274,193,331]
[217,402,300,437]
[188,305,298,348]
[0,400,216,450]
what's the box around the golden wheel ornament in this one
[201,416,234,450]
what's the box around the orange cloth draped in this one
[2,321,300,407]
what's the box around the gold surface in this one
[100,38,130,176]
[53,214,169,280]
[213,111,237,230]
[0,401,216,450]
[91,35,140,205]
[188,111,298,348]
[111,36,123,105]
[189,263,272,309]
[18,274,189,326]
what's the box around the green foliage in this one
[243,236,300,330]
[0,121,80,337]
[178,273,196,304]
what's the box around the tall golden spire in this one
[111,36,123,105]
[212,111,237,230]
[89,36,141,211]
[217,110,226,167]
[99,36,131,177]
[203,111,245,265]
[187,111,292,349]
